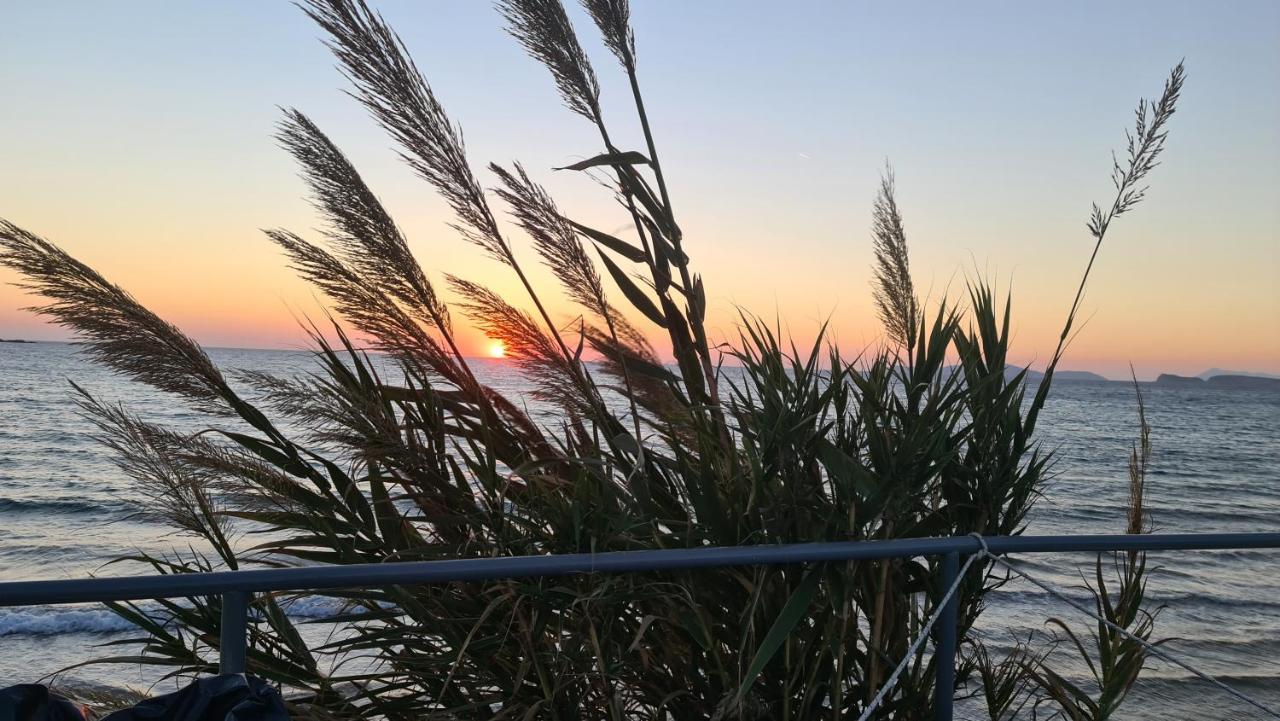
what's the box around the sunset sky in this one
[2,1,1277,379]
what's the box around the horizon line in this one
[6,338,1279,383]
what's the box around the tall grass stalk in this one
[1023,372,1161,720]
[0,1,1183,718]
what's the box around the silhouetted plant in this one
[1024,373,1162,721]
[0,1,1184,718]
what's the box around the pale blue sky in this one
[2,1,1277,377]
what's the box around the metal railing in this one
[3,532,1279,720]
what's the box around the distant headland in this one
[1000,368,1111,383]
[0,338,37,343]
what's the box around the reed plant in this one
[1021,374,1161,720]
[1,1,1184,718]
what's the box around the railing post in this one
[219,590,250,675]
[934,551,959,721]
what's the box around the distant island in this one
[1196,367,1280,380]
[1000,365,1280,391]
[0,338,36,343]
[1156,373,1280,391]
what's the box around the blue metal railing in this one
[3,532,1279,719]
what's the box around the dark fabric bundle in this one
[101,676,286,721]
[0,685,88,721]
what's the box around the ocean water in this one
[1,341,1277,718]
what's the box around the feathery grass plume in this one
[240,362,411,465]
[0,222,230,413]
[181,432,322,517]
[446,274,578,402]
[587,306,688,427]
[299,0,508,262]
[492,162,609,319]
[498,0,602,123]
[605,306,653,353]
[1093,62,1187,238]
[73,387,236,563]
[274,110,571,443]
[870,166,918,350]
[263,238,552,452]
[243,363,397,460]
[237,369,329,429]
[589,0,677,247]
[540,0,718,437]
[1035,62,1185,419]
[241,325,459,457]
[490,161,653,466]
[486,161,660,460]
[276,108,451,332]
[303,0,590,372]
[587,324,685,421]
[265,229,451,367]
[580,0,633,67]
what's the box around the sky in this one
[2,1,1277,379]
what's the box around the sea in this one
[1,341,1277,719]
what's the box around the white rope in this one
[856,550,985,721]
[972,535,1280,720]
[857,537,1279,720]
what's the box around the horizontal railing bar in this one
[2,533,1278,607]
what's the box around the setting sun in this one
[2,0,1279,713]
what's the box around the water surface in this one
[1,342,1276,718]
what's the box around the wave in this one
[0,497,136,515]
[1030,502,1280,528]
[1136,673,1280,690]
[0,596,381,638]
[987,586,1280,615]
[0,606,137,637]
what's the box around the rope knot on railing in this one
[968,532,992,557]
